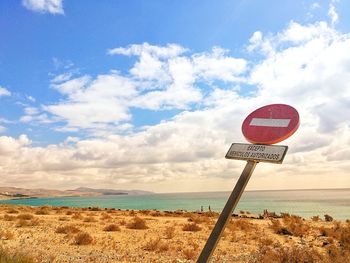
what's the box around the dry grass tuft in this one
[74,232,93,245]
[311,215,320,222]
[0,247,34,263]
[100,213,112,221]
[83,216,97,223]
[17,213,34,220]
[270,215,310,237]
[227,218,256,232]
[35,207,50,215]
[319,221,350,250]
[6,208,19,214]
[188,214,211,224]
[127,216,148,230]
[56,225,81,234]
[183,248,198,260]
[253,243,322,263]
[16,218,40,228]
[103,224,120,232]
[142,237,169,252]
[72,213,83,220]
[164,225,176,239]
[3,214,16,221]
[182,222,201,232]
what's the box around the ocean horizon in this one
[1,188,349,221]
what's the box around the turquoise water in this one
[0,189,349,221]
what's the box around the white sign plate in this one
[225,143,288,164]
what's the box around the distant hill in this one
[0,186,100,200]
[71,187,154,196]
[0,186,153,200]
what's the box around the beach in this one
[0,204,349,262]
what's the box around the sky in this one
[0,0,350,193]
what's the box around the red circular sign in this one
[242,104,299,144]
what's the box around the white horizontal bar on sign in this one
[249,118,290,127]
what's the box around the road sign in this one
[225,143,288,163]
[197,104,300,263]
[242,104,300,144]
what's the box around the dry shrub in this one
[119,219,126,226]
[35,207,50,215]
[0,230,14,240]
[16,218,40,227]
[325,214,333,222]
[127,216,148,230]
[103,224,120,232]
[0,247,34,263]
[183,248,198,260]
[89,207,101,211]
[164,225,176,239]
[143,237,161,251]
[6,208,19,214]
[150,210,162,217]
[56,225,81,234]
[253,243,322,263]
[84,216,97,223]
[325,243,350,261]
[100,213,112,221]
[74,232,93,245]
[270,219,292,235]
[140,210,151,216]
[228,218,256,232]
[319,221,350,250]
[270,215,309,237]
[72,213,83,220]
[58,216,70,221]
[66,211,73,215]
[17,214,34,220]
[188,214,211,224]
[182,222,201,232]
[3,214,16,221]
[311,215,320,222]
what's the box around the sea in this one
[0,188,349,221]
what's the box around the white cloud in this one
[22,0,64,15]
[311,2,321,9]
[328,1,339,26]
[108,43,187,58]
[45,73,136,129]
[3,20,350,192]
[44,44,248,130]
[192,47,247,82]
[0,126,6,133]
[0,87,11,97]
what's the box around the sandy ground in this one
[0,204,349,262]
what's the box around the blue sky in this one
[0,0,350,192]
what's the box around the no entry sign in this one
[197,103,300,263]
[242,104,300,144]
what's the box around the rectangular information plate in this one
[225,143,288,164]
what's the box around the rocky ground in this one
[0,204,349,262]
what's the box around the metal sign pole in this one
[196,160,258,263]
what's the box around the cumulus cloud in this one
[22,0,64,15]
[45,74,136,130]
[0,87,11,97]
[4,20,350,191]
[44,44,247,131]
